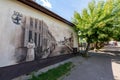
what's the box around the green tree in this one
[72,0,120,56]
[112,13,120,41]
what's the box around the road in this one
[61,47,120,80]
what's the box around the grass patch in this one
[29,62,73,80]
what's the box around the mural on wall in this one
[11,11,74,63]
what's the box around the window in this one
[38,34,40,46]
[34,32,37,45]
[39,21,41,30]
[30,17,33,28]
[28,30,32,42]
[35,19,37,29]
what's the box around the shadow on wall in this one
[14,47,27,63]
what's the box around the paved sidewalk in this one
[61,48,120,80]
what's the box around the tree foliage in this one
[72,0,120,54]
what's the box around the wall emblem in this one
[11,11,23,25]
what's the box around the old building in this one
[0,0,78,67]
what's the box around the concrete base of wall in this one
[13,58,72,80]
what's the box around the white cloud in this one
[36,0,52,9]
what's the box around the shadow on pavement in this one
[88,48,120,80]
[62,47,120,80]
[103,50,120,64]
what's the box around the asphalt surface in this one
[62,47,120,80]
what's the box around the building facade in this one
[0,0,78,67]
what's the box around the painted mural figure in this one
[26,39,35,61]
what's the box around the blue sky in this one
[35,0,95,21]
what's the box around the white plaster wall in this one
[0,0,78,67]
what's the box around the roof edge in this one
[18,0,74,26]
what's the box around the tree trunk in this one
[94,42,98,52]
[83,42,90,56]
[99,42,104,48]
[96,42,98,49]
